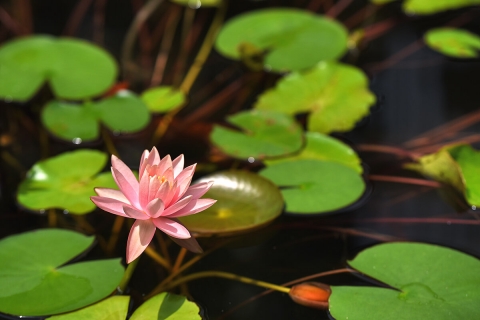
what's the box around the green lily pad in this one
[17,149,117,214]
[130,292,201,319]
[264,132,362,173]
[425,28,480,58]
[41,90,151,141]
[179,170,283,235]
[0,35,117,102]
[49,296,129,320]
[215,8,348,72]
[403,0,480,15]
[170,0,221,7]
[259,159,365,214]
[141,86,186,113]
[0,229,124,316]
[329,242,480,320]
[254,61,376,134]
[210,110,304,160]
[405,144,480,207]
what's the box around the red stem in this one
[368,174,441,188]
[63,0,94,36]
[326,0,354,18]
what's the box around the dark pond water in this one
[1,0,480,319]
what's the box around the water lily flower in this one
[91,147,216,263]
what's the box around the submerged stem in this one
[144,246,171,270]
[106,216,125,255]
[117,256,140,294]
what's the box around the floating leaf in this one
[41,90,150,141]
[370,0,396,4]
[265,132,362,173]
[403,0,480,15]
[210,110,303,160]
[259,159,365,214]
[179,171,283,235]
[329,242,480,319]
[130,292,201,320]
[141,86,186,113]
[0,229,124,316]
[0,35,117,102]
[170,0,221,7]
[255,61,376,134]
[405,144,480,206]
[215,8,348,72]
[425,28,480,58]
[49,296,129,320]
[17,149,117,214]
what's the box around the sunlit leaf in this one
[41,90,150,141]
[370,0,396,4]
[17,149,117,214]
[210,110,304,160]
[179,171,283,235]
[329,242,480,319]
[0,35,117,102]
[49,296,129,320]
[141,86,186,113]
[255,61,376,134]
[170,0,221,7]
[215,8,348,72]
[259,159,365,214]
[425,28,480,58]
[130,292,201,320]
[0,229,124,316]
[405,144,480,206]
[403,0,480,15]
[264,132,362,173]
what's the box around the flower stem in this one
[106,216,125,255]
[117,255,140,294]
[157,271,291,294]
[144,246,171,270]
[47,209,57,227]
[172,247,187,273]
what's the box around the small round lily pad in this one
[254,61,376,134]
[130,292,201,319]
[41,90,151,141]
[329,242,480,320]
[259,159,365,214]
[425,28,480,58]
[179,170,284,236]
[141,86,186,113]
[0,35,117,102]
[215,8,348,72]
[0,229,124,316]
[403,0,480,15]
[49,296,130,320]
[17,149,117,214]
[210,110,304,160]
[264,132,362,174]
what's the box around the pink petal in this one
[123,206,149,220]
[147,176,161,204]
[161,180,177,208]
[139,147,160,179]
[111,156,140,208]
[94,188,129,203]
[172,164,196,201]
[138,149,150,179]
[138,170,151,209]
[168,198,217,218]
[154,155,172,178]
[168,235,203,253]
[91,196,129,217]
[152,217,191,239]
[172,154,184,178]
[145,198,165,218]
[162,195,192,216]
[126,219,156,263]
[155,181,172,203]
[183,181,213,200]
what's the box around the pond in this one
[1,0,480,319]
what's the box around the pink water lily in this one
[91,147,216,263]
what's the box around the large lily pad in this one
[370,0,480,14]
[425,28,480,58]
[254,61,376,134]
[329,242,480,319]
[49,296,129,320]
[0,229,124,316]
[141,86,186,113]
[406,144,480,207]
[41,90,150,141]
[179,171,284,235]
[130,292,201,319]
[0,35,117,102]
[17,149,117,214]
[215,8,348,72]
[264,132,362,174]
[210,110,304,160]
[259,159,365,214]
